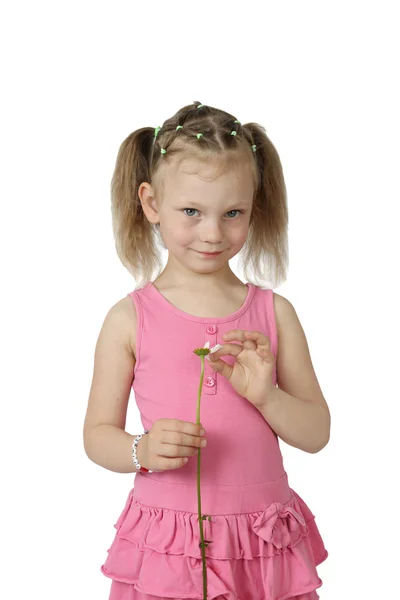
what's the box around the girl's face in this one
[154,156,255,272]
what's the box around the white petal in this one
[210,344,222,354]
[203,341,210,348]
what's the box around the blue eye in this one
[183,208,199,217]
[182,209,243,218]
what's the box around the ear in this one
[138,182,160,225]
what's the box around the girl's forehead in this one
[159,160,255,207]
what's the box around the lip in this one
[195,250,224,256]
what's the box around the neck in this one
[154,260,242,293]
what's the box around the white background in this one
[1,1,399,599]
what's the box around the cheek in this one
[164,216,194,244]
[229,223,249,246]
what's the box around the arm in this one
[258,293,331,453]
[85,424,140,474]
[83,297,145,473]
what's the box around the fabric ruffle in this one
[101,488,328,600]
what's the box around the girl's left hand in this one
[206,329,276,409]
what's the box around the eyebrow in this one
[177,201,251,210]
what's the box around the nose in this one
[199,218,223,244]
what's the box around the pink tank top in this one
[100,283,328,595]
[128,281,285,486]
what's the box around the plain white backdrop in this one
[1,1,399,599]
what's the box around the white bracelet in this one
[132,430,153,473]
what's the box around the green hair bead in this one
[252,144,257,152]
[160,148,166,154]
[234,120,241,124]
[154,125,161,139]
[231,131,237,136]
[196,133,203,139]
[176,125,183,130]
[197,104,204,109]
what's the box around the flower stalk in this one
[193,342,221,599]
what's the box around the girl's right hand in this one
[136,418,207,472]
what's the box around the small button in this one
[205,376,215,387]
[206,324,217,334]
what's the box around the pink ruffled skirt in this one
[101,472,328,600]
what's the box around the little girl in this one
[83,101,330,600]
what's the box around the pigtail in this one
[238,122,289,288]
[111,128,163,289]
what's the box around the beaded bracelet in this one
[132,430,153,473]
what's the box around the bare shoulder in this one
[272,291,305,336]
[272,292,329,411]
[95,295,138,358]
[272,292,291,326]
[112,295,138,358]
[272,292,299,341]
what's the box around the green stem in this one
[196,356,208,599]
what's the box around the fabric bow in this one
[252,502,307,549]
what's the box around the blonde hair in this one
[111,101,289,290]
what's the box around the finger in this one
[245,331,270,349]
[256,346,275,362]
[206,354,234,379]
[159,456,190,471]
[206,355,229,374]
[224,330,271,349]
[163,431,205,449]
[224,334,257,350]
[243,338,257,350]
[163,420,203,437]
[159,442,199,457]
[207,342,243,361]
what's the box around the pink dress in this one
[101,282,328,600]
